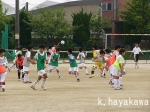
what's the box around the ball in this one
[61,40,65,45]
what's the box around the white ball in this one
[61,40,65,45]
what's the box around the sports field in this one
[0,63,150,112]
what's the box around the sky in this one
[2,0,79,9]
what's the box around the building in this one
[101,0,126,47]
[31,1,59,10]
[31,0,103,23]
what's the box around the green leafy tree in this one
[30,7,71,44]
[89,13,110,48]
[0,0,9,44]
[20,8,32,47]
[72,9,92,47]
[8,16,15,48]
[120,0,150,47]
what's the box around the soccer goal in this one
[105,34,150,49]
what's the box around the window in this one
[113,0,117,10]
[107,4,111,10]
[102,3,112,11]
[102,4,107,11]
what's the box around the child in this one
[47,48,62,78]
[46,52,51,64]
[0,49,8,92]
[16,47,23,56]
[112,49,126,90]
[132,43,143,68]
[16,54,24,81]
[23,45,35,83]
[90,45,103,78]
[48,45,54,53]
[51,42,60,53]
[31,45,48,90]
[111,45,121,64]
[64,48,80,82]
[77,48,89,75]
[9,47,20,71]
[100,50,114,83]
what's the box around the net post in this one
[105,34,108,49]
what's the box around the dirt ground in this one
[0,63,150,112]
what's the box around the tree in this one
[120,0,150,47]
[30,7,71,44]
[72,9,92,47]
[123,22,141,48]
[89,13,110,48]
[20,8,32,47]
[0,0,9,43]
[8,16,15,49]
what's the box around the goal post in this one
[105,34,150,49]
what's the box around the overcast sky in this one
[2,0,79,9]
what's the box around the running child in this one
[100,50,114,84]
[9,47,20,71]
[51,42,61,53]
[16,54,24,81]
[132,43,143,68]
[47,48,62,78]
[0,49,8,92]
[64,48,80,82]
[30,45,48,90]
[90,45,103,78]
[77,48,89,75]
[112,49,126,90]
[23,45,35,83]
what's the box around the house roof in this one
[31,0,103,13]
[30,0,59,11]
[50,0,103,7]
[2,1,15,15]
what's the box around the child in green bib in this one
[31,45,48,90]
[47,48,62,78]
[63,48,80,82]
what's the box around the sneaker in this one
[59,76,62,79]
[119,86,123,89]
[89,75,94,78]
[41,85,46,90]
[2,88,5,92]
[77,79,80,82]
[24,81,32,83]
[103,74,106,78]
[30,85,36,90]
[114,87,121,90]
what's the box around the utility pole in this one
[15,0,20,48]
[26,2,28,11]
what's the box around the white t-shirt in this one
[115,51,119,57]
[77,52,86,63]
[132,47,141,54]
[23,51,31,67]
[26,51,31,58]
